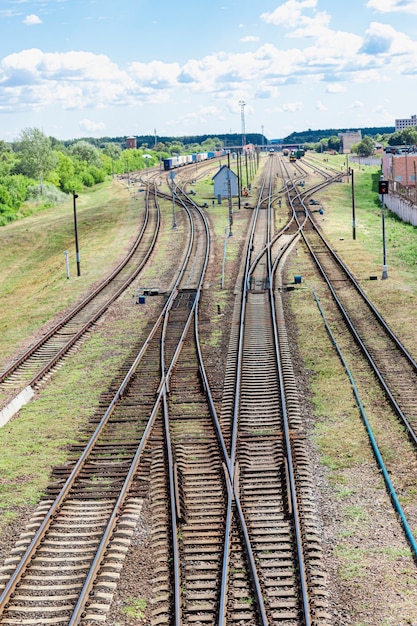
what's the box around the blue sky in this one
[1,0,417,141]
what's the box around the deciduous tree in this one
[16,128,57,193]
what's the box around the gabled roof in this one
[212,165,238,181]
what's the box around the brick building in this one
[382,152,417,187]
[126,136,137,149]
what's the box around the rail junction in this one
[1,152,417,625]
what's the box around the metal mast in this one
[239,100,246,148]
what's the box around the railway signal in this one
[379,176,388,279]
[378,179,389,195]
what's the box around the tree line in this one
[283,125,417,157]
[1,125,415,226]
[0,129,233,226]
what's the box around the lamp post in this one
[351,168,356,240]
[239,100,246,148]
[379,176,389,279]
[73,190,81,277]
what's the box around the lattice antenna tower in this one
[239,100,246,148]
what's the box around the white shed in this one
[212,166,238,198]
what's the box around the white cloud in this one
[168,105,224,127]
[316,100,327,111]
[129,60,181,88]
[326,83,347,93]
[352,69,388,84]
[79,119,106,133]
[289,11,331,38]
[350,100,364,109]
[23,14,42,25]
[1,14,416,124]
[240,36,260,43]
[282,101,304,112]
[261,0,318,28]
[367,0,417,14]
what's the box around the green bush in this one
[26,184,68,204]
[81,172,95,187]
[88,166,105,184]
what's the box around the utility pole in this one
[351,168,356,240]
[72,191,81,276]
[170,172,177,229]
[227,168,233,237]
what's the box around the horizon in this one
[5,124,396,146]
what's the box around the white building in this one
[338,131,362,154]
[212,166,238,198]
[395,114,417,131]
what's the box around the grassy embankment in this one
[0,179,141,364]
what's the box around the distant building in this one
[395,114,417,131]
[338,131,362,154]
[212,166,238,198]
[382,152,417,187]
[126,136,137,149]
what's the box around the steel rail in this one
[172,168,311,624]
[283,155,417,448]
[0,184,160,387]
[143,183,215,624]
[196,292,269,626]
[29,187,161,388]
[0,285,173,615]
[266,194,312,625]
[179,176,271,624]
[225,160,274,625]
[162,388,182,625]
[70,184,211,625]
[300,204,417,372]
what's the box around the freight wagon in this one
[164,149,226,171]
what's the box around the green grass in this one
[0,179,141,364]
[121,597,147,619]
[334,544,367,580]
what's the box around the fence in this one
[385,191,417,227]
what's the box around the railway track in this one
[5,150,414,625]
[0,188,212,625]
[0,159,333,625]
[216,158,330,624]
[298,202,417,446]
[0,185,160,419]
[280,158,417,561]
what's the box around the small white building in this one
[212,166,238,198]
